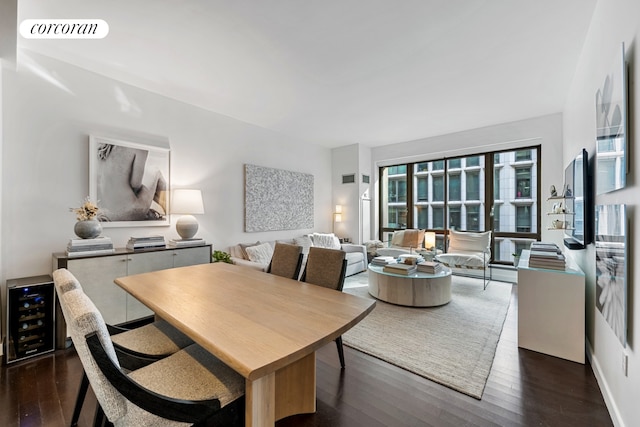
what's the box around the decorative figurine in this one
[550,185,557,197]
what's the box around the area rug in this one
[342,275,512,399]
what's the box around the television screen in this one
[564,149,590,249]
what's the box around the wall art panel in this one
[244,164,314,232]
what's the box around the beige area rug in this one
[342,274,512,399]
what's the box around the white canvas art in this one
[244,164,314,232]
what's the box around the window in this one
[416,176,428,202]
[433,175,444,201]
[448,174,461,201]
[515,167,531,198]
[515,150,532,161]
[466,171,480,200]
[466,156,480,167]
[466,205,480,231]
[516,206,531,232]
[379,146,540,264]
[448,158,461,169]
[433,207,445,229]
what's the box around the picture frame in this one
[89,135,170,227]
[595,204,627,347]
[595,42,628,195]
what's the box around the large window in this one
[379,147,540,264]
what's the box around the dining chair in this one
[267,242,304,280]
[301,246,348,368]
[53,269,194,426]
[54,270,245,427]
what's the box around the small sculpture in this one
[550,185,557,197]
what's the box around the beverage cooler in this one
[5,275,55,364]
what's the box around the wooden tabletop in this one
[115,262,375,381]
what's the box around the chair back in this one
[268,242,303,279]
[301,246,347,291]
[54,268,83,294]
[53,269,128,423]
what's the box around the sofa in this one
[375,229,426,258]
[228,233,367,277]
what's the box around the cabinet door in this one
[67,255,128,325]
[126,251,175,321]
[173,246,211,267]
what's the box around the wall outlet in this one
[622,353,628,376]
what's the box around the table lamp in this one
[171,189,205,239]
[424,231,436,254]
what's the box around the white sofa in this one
[228,233,367,277]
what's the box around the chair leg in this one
[71,372,89,426]
[335,336,345,369]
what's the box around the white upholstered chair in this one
[435,229,492,289]
[53,268,245,426]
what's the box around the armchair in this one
[435,229,492,290]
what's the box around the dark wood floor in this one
[1,284,612,427]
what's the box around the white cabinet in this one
[517,249,585,363]
[53,245,211,344]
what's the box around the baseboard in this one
[586,338,625,427]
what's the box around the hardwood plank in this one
[0,284,612,427]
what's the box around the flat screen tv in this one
[564,148,591,249]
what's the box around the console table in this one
[368,264,452,307]
[517,249,585,363]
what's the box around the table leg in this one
[275,352,316,420]
[246,372,275,427]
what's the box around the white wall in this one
[1,51,332,288]
[563,0,640,425]
[370,113,565,244]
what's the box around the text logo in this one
[20,19,109,39]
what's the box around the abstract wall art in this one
[244,164,314,232]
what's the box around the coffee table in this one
[367,264,452,307]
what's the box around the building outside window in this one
[515,167,531,198]
[466,171,480,200]
[448,173,461,201]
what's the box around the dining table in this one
[114,261,375,427]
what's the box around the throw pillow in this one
[239,241,260,259]
[401,229,425,248]
[245,242,274,265]
[312,233,341,250]
[390,230,405,246]
[294,235,313,254]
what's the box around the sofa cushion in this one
[345,252,363,266]
[401,229,425,248]
[245,242,274,265]
[448,229,491,254]
[239,241,261,259]
[390,230,405,246]
[311,233,341,250]
[293,235,313,254]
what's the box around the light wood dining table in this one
[114,261,375,427]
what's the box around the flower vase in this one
[74,219,102,239]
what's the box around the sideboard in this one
[52,245,212,348]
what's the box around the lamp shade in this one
[171,189,204,215]
[424,231,436,249]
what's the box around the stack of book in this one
[398,253,425,265]
[168,238,206,248]
[528,242,566,270]
[126,235,166,251]
[66,236,115,257]
[417,261,442,274]
[383,262,417,275]
[371,256,397,266]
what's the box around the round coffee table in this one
[367,264,452,307]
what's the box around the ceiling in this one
[17,0,597,148]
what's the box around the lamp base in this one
[176,215,199,240]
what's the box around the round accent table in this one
[367,264,452,307]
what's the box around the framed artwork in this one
[595,204,627,347]
[595,42,628,194]
[89,135,170,227]
[244,164,314,232]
